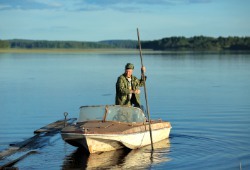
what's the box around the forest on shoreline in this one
[0,36,250,51]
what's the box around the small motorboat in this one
[61,105,171,153]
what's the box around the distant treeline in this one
[1,36,250,50]
[141,36,250,51]
[0,39,137,49]
[0,39,111,49]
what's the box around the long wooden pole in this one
[137,28,154,150]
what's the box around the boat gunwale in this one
[63,121,171,135]
[76,119,170,126]
[61,126,171,136]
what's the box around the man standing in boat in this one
[115,63,146,108]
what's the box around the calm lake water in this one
[0,51,250,169]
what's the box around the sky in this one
[0,0,249,41]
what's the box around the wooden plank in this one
[0,151,37,170]
[0,147,20,160]
[0,118,76,160]
[34,118,76,134]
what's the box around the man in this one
[115,63,146,108]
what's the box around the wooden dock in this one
[0,118,76,169]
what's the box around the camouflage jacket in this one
[115,73,145,107]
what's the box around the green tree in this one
[0,40,10,48]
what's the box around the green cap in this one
[125,63,134,70]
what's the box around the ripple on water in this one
[167,131,250,170]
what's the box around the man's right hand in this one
[134,89,140,94]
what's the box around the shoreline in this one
[0,48,140,54]
[0,48,249,54]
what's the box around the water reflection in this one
[62,139,170,169]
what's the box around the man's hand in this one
[134,89,140,94]
[141,66,146,73]
[130,89,140,94]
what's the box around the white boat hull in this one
[61,127,171,153]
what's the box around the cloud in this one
[188,0,212,3]
[0,0,63,10]
[74,0,174,12]
[0,0,212,11]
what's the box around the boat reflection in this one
[62,138,170,169]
